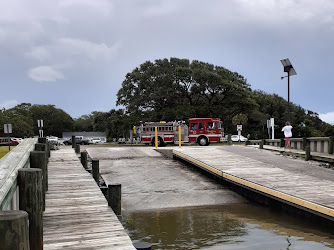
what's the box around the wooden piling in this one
[305,146,311,161]
[329,136,334,154]
[259,140,264,149]
[92,159,100,184]
[302,137,307,150]
[227,134,232,145]
[72,135,76,148]
[0,210,30,250]
[18,168,43,250]
[108,184,121,215]
[81,151,88,169]
[38,137,47,143]
[75,144,80,154]
[30,151,47,205]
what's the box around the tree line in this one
[1,58,333,140]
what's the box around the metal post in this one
[288,71,290,121]
[155,127,158,148]
[179,126,181,148]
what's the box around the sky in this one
[0,0,334,124]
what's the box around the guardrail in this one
[247,136,334,154]
[0,137,50,250]
[0,138,37,210]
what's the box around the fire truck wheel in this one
[198,136,209,146]
[159,137,166,147]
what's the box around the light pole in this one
[280,58,297,121]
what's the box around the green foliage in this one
[114,57,334,139]
[0,103,74,138]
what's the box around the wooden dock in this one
[43,147,135,249]
[249,144,334,163]
[173,146,334,221]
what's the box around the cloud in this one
[28,66,64,82]
[0,100,18,109]
[319,112,334,125]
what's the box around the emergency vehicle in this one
[136,118,223,146]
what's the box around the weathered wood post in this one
[329,136,334,154]
[18,168,43,250]
[305,146,311,161]
[0,210,30,250]
[81,151,88,169]
[259,140,264,149]
[72,135,76,148]
[92,159,100,184]
[280,138,285,147]
[302,137,307,150]
[227,134,232,145]
[30,151,47,208]
[38,137,50,158]
[108,184,121,215]
[75,144,80,154]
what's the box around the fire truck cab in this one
[188,118,223,146]
[137,118,223,146]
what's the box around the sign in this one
[37,120,44,128]
[4,124,12,134]
[237,125,242,131]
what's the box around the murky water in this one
[122,204,334,249]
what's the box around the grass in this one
[0,146,11,159]
[0,146,15,159]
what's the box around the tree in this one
[29,105,74,137]
[117,57,256,124]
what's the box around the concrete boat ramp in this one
[86,145,334,223]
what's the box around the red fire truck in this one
[136,118,223,146]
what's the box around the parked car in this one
[231,135,248,142]
[118,138,126,144]
[89,138,102,144]
[63,136,89,145]
[11,138,23,145]
[47,136,60,145]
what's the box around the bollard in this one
[329,136,334,154]
[81,151,88,169]
[133,241,152,250]
[280,138,285,147]
[305,146,311,161]
[0,211,30,250]
[92,159,100,184]
[259,140,263,149]
[227,134,232,145]
[30,151,47,205]
[75,144,80,154]
[72,135,76,148]
[108,184,121,215]
[18,168,43,250]
[302,137,307,150]
[38,137,47,143]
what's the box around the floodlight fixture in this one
[280,58,297,121]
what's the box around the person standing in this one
[281,121,293,150]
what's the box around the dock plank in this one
[173,146,334,220]
[43,147,135,250]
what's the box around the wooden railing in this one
[0,138,37,210]
[247,136,334,154]
[0,137,49,249]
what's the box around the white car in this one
[231,135,248,142]
[47,136,60,145]
[89,138,102,144]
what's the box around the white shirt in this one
[282,125,293,138]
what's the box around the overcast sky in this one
[0,0,333,124]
